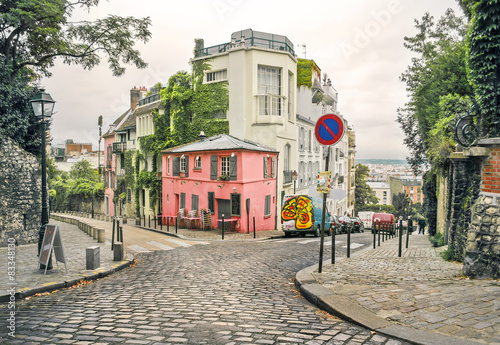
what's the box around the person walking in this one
[418,217,426,235]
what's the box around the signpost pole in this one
[318,148,330,274]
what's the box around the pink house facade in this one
[103,133,116,216]
[162,134,278,233]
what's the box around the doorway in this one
[217,199,230,230]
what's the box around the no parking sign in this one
[314,114,345,146]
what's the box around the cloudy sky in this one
[42,0,463,160]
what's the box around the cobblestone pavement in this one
[313,234,500,344]
[0,232,409,344]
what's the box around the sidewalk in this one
[0,213,281,302]
[295,233,500,345]
[0,219,133,303]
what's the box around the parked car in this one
[338,216,353,234]
[358,211,374,229]
[350,217,365,233]
[330,215,342,235]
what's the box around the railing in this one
[256,95,284,116]
[455,113,479,147]
[138,93,160,107]
[195,30,295,58]
[112,142,127,153]
[106,161,112,169]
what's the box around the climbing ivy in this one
[297,59,313,88]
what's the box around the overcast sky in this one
[42,0,463,160]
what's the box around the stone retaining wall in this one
[0,134,41,245]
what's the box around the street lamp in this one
[291,170,298,194]
[30,89,55,270]
[91,183,94,219]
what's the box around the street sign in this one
[315,114,345,146]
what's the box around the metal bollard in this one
[148,215,150,228]
[112,217,116,251]
[175,217,178,234]
[377,221,381,247]
[222,214,225,240]
[116,219,120,242]
[398,220,403,257]
[373,226,376,249]
[347,224,351,258]
[253,215,256,239]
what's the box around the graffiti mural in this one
[281,196,314,229]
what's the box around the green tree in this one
[396,10,473,174]
[0,0,151,154]
[354,164,378,214]
[392,192,412,219]
[69,159,97,181]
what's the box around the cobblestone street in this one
[0,235,409,344]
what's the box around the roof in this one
[117,112,136,131]
[102,109,130,137]
[134,100,161,117]
[367,182,391,189]
[163,134,278,154]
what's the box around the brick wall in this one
[0,134,41,245]
[481,147,500,194]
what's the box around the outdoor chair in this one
[200,209,213,230]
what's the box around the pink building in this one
[162,134,278,233]
[103,133,116,216]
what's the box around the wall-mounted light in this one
[231,152,235,157]
[181,154,185,158]
[266,154,269,158]
[233,187,237,193]
[167,155,171,159]
[218,185,223,189]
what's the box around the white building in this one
[367,181,392,205]
[191,29,298,222]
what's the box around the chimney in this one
[130,87,140,111]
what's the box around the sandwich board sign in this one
[39,225,67,275]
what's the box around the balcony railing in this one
[194,29,295,58]
[106,161,112,169]
[112,142,127,153]
[138,93,160,107]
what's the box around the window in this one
[257,66,282,116]
[263,157,268,178]
[308,130,312,152]
[191,194,199,211]
[288,72,293,120]
[180,156,187,172]
[221,156,230,176]
[299,127,304,152]
[206,69,227,83]
[265,195,271,216]
[180,193,186,209]
[195,156,201,169]
[167,157,171,175]
[208,192,215,214]
[231,193,241,216]
[284,144,290,171]
[214,110,227,119]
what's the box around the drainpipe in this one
[275,152,279,231]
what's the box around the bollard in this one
[116,219,120,242]
[377,221,381,247]
[120,226,123,244]
[406,219,412,248]
[382,224,385,242]
[398,220,403,257]
[222,214,225,240]
[373,226,376,249]
[93,227,98,240]
[154,215,156,229]
[97,229,105,243]
[112,218,116,250]
[175,217,178,233]
[347,224,351,258]
[332,224,336,264]
[113,242,123,261]
[143,215,146,227]
[253,215,256,239]
[148,215,151,228]
[160,216,162,231]
[167,216,169,232]
[86,246,100,270]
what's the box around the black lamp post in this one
[30,89,55,270]
[91,183,94,219]
[291,170,298,194]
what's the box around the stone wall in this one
[0,134,41,245]
[463,138,500,279]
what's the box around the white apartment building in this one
[192,29,298,222]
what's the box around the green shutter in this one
[185,155,189,177]
[210,155,218,180]
[173,157,180,176]
[263,157,268,178]
[229,156,237,180]
[271,157,275,178]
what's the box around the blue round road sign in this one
[315,114,345,146]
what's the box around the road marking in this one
[324,241,343,246]
[147,241,174,251]
[127,244,150,253]
[164,239,192,247]
[297,239,319,244]
[273,239,300,243]
[192,241,210,245]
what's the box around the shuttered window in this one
[210,155,218,180]
[229,155,237,180]
[265,195,271,216]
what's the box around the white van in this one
[358,211,375,229]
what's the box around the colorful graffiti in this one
[281,196,314,229]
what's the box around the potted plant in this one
[219,174,229,181]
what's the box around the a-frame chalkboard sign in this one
[39,224,67,275]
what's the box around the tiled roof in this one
[102,109,130,136]
[163,134,277,154]
[134,100,161,116]
[117,112,136,131]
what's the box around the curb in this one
[295,247,484,345]
[0,253,135,303]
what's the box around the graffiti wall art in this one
[281,195,314,229]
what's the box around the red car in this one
[371,213,396,234]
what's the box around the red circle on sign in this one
[315,114,345,146]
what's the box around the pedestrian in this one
[418,217,426,235]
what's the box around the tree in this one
[0,0,151,154]
[462,0,500,137]
[354,164,378,215]
[396,10,473,174]
[392,192,412,219]
[69,159,97,181]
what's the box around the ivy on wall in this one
[297,59,313,88]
